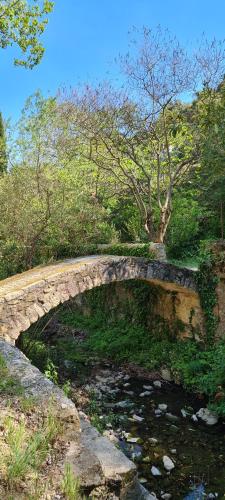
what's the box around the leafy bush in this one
[97,243,154,258]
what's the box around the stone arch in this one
[0,256,198,343]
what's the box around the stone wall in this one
[73,280,204,339]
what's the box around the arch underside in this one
[0,256,197,343]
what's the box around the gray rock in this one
[114,400,134,409]
[160,368,172,382]
[124,390,135,396]
[196,408,218,426]
[140,391,151,397]
[165,412,179,423]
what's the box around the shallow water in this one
[92,373,225,499]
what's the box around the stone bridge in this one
[0,255,200,343]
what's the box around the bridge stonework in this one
[0,256,200,343]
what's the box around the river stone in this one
[162,455,175,472]
[158,404,168,412]
[127,436,142,444]
[160,368,172,382]
[149,437,158,445]
[165,412,179,423]
[196,408,218,425]
[115,400,134,409]
[124,482,158,499]
[132,414,144,422]
[140,391,151,397]
[153,381,162,389]
[151,466,162,476]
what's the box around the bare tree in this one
[58,28,225,243]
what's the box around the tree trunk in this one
[156,206,171,243]
[220,200,224,240]
[144,210,156,241]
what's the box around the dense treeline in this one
[1,28,225,277]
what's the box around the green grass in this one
[0,354,24,396]
[61,463,82,500]
[168,257,200,269]
[0,407,61,493]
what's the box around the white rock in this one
[181,409,187,418]
[158,404,167,412]
[151,466,162,476]
[170,449,177,454]
[161,494,172,500]
[196,408,218,426]
[153,381,162,389]
[191,414,198,422]
[143,384,153,390]
[132,414,144,422]
[163,455,175,472]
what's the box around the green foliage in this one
[0,0,54,68]
[98,243,154,259]
[195,251,219,343]
[44,359,58,384]
[166,193,203,258]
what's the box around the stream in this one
[68,363,225,499]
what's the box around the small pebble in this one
[140,391,151,397]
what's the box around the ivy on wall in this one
[195,253,219,344]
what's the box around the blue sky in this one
[1,0,225,121]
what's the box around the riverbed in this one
[68,363,225,499]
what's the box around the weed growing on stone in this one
[61,463,82,500]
